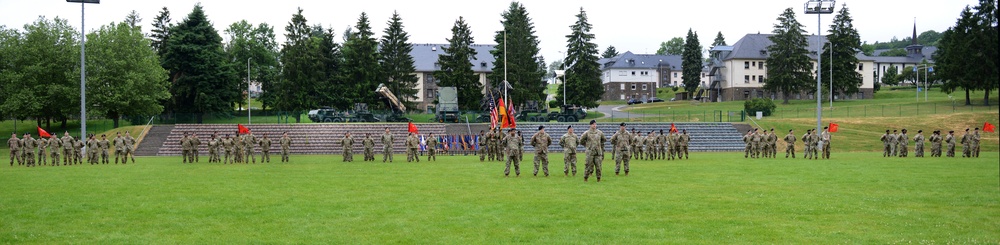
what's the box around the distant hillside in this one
[862,30,942,56]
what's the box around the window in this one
[858,92,864,99]
[744,75,750,84]
[758,75,765,83]
[642,84,648,90]
[631,71,636,76]
[757,91,764,98]
[759,62,765,69]
[619,71,627,76]
[858,64,864,71]
[631,84,637,90]
[752,61,756,67]
[743,91,750,99]
[673,73,678,78]
[620,94,625,100]
[620,83,625,90]
[744,61,750,69]
[752,76,756,81]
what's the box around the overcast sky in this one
[0,0,979,63]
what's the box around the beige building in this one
[410,44,496,112]
[707,34,876,102]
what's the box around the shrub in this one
[744,98,777,116]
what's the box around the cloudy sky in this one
[0,0,979,62]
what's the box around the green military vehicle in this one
[375,83,412,122]
[434,87,461,123]
[307,104,378,123]
[514,100,550,122]
[547,104,587,122]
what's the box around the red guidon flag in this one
[670,123,678,133]
[238,124,250,135]
[408,122,418,133]
[985,122,996,133]
[829,123,839,133]
[37,126,51,138]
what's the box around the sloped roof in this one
[726,34,875,61]
[410,43,497,72]
[601,51,683,70]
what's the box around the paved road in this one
[594,105,657,119]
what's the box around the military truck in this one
[547,104,587,122]
[307,104,378,123]
[434,87,461,123]
[514,100,549,122]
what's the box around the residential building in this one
[409,43,497,111]
[598,52,682,101]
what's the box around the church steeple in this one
[906,20,923,57]
[911,21,918,45]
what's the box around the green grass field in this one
[2,152,998,244]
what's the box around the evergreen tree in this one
[601,45,619,58]
[681,29,703,96]
[125,10,142,31]
[84,21,169,128]
[379,11,419,110]
[822,4,862,101]
[150,7,171,57]
[880,66,899,86]
[276,8,343,122]
[490,2,546,106]
[342,12,383,108]
[224,20,279,111]
[712,31,727,47]
[764,8,813,104]
[935,1,998,106]
[435,17,481,111]
[161,4,239,123]
[560,7,602,108]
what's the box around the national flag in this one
[238,124,250,135]
[408,122,418,133]
[507,98,516,128]
[985,122,996,133]
[419,135,426,151]
[829,123,839,133]
[670,123,678,133]
[37,126,51,138]
[497,98,507,128]
[490,104,498,129]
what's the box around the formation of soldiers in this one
[881,127,982,158]
[180,131,291,164]
[745,127,831,159]
[7,131,137,167]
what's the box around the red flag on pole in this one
[985,122,996,133]
[238,124,250,135]
[506,98,517,128]
[37,126,51,138]
[829,123,839,133]
[670,123,678,133]
[408,122,418,133]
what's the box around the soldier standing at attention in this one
[643,131,654,160]
[98,134,111,164]
[244,132,257,163]
[945,130,956,157]
[820,127,831,159]
[530,125,552,177]
[810,129,821,160]
[801,129,812,159]
[8,133,21,166]
[234,132,245,163]
[898,129,909,158]
[406,132,420,162]
[485,129,496,161]
[61,132,75,165]
[929,131,942,157]
[750,129,762,158]
[768,129,779,158]
[223,134,234,164]
[503,129,520,177]
[73,136,84,165]
[760,129,772,158]
[191,133,202,163]
[880,130,891,157]
[784,129,796,158]
[971,128,981,158]
[259,134,272,163]
[180,132,192,163]
[426,133,438,161]
[580,120,606,182]
[362,133,375,162]
[341,132,354,162]
[478,131,487,162]
[381,128,394,163]
[960,128,971,157]
[656,130,666,160]
[208,133,219,163]
[680,130,691,159]
[630,129,641,160]
[48,134,61,166]
[124,131,136,163]
[670,130,681,160]
[888,130,899,157]
[36,134,47,166]
[561,126,579,176]
[280,132,292,163]
[611,123,632,176]
[913,130,925,157]
[113,132,125,164]
[22,133,37,167]
[86,134,99,164]
[743,130,753,158]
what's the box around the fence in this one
[772,103,998,119]
[604,110,746,123]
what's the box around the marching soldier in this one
[124,131,136,163]
[898,129,909,157]
[784,129,796,158]
[530,126,552,177]
[223,134,235,164]
[971,128,981,158]
[280,132,292,162]
[22,133,37,167]
[820,127,831,159]
[426,133,438,161]
[478,131,487,162]
[945,130,956,157]
[259,133,272,163]
[580,120,606,182]
[61,132,75,165]
[7,133,21,166]
[99,134,111,164]
[362,133,375,162]
[381,128,394,162]
[743,130,753,158]
[611,123,631,176]
[561,125,579,176]
[880,130,891,157]
[960,128,971,157]
[208,133,219,163]
[113,132,125,164]
[341,132,354,162]
[406,132,419,162]
[913,130,925,157]
[48,134,61,166]
[503,129,520,177]
[801,129,812,159]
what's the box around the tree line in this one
[0,1,608,126]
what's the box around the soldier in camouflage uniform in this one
[124,131,136,163]
[656,130,666,160]
[22,133,36,167]
[8,133,21,166]
[897,129,908,158]
[630,129,641,160]
[48,134,61,166]
[61,132,75,165]
[761,129,772,158]
[750,129,762,158]
[503,129,520,177]
[36,133,47,166]
[669,130,681,160]
[426,133,438,161]
[888,130,898,157]
[801,129,812,159]
[820,127,831,159]
[73,136,84,165]
[880,130,891,157]
[945,130,956,157]
[113,132,125,164]
[99,134,111,164]
[971,128,981,158]
[960,128,971,157]
[234,132,245,163]
[611,123,632,176]
[478,131,487,162]
[87,134,99,164]
[362,133,375,162]
[260,134,272,163]
[406,132,419,162]
[485,129,496,161]
[580,120,606,182]
[560,126,579,176]
[784,129,796,158]
[809,129,820,160]
[768,129,778,158]
[530,125,552,177]
[191,133,202,163]
[644,131,655,160]
[341,132,354,162]
[913,130,925,157]
[517,131,525,162]
[743,130,753,158]
[223,134,235,164]
[208,133,219,163]
[280,132,292,162]
[680,130,691,159]
[381,128,394,163]
[243,132,256,163]
[929,131,942,157]
[181,133,192,163]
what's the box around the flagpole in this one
[503,30,508,115]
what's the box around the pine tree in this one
[435,17,481,111]
[681,28,703,96]
[342,12,382,108]
[150,7,171,57]
[490,2,546,107]
[161,4,239,123]
[276,8,343,122]
[601,45,619,58]
[764,8,813,104]
[822,4,862,102]
[935,2,998,106]
[379,11,419,110]
[712,31,727,47]
[561,7,602,108]
[125,10,142,31]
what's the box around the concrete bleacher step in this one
[134,125,174,156]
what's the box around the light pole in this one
[67,0,99,141]
[556,51,567,106]
[247,57,251,124]
[805,0,835,138]
[916,64,934,101]
[828,42,833,109]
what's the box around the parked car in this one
[627,99,644,105]
[646,97,665,103]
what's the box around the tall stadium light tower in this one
[804,0,834,141]
[67,0,100,141]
